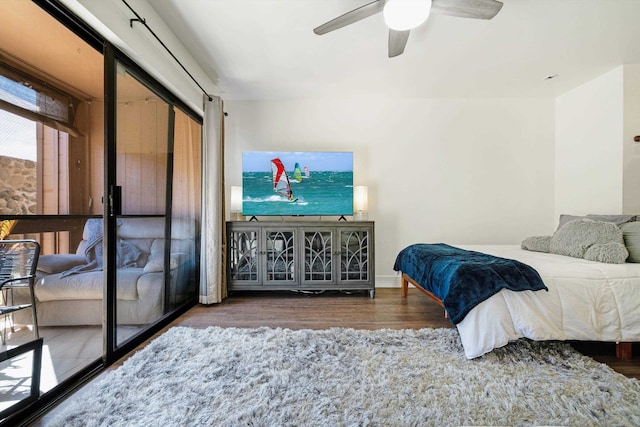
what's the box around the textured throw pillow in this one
[521,236,551,253]
[550,219,628,263]
[583,242,629,264]
[620,222,640,263]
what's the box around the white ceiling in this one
[148,0,640,101]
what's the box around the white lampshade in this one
[354,186,368,212]
[383,0,432,31]
[230,186,243,220]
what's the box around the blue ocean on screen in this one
[242,151,354,216]
[242,171,354,216]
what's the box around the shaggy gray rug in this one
[50,327,640,426]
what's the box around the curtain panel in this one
[200,95,226,304]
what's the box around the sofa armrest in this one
[37,254,87,274]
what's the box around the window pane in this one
[0,109,36,215]
[0,62,75,125]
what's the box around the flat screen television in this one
[242,151,353,217]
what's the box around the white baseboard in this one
[374,275,402,288]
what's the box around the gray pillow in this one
[620,222,640,263]
[557,214,637,231]
[586,214,637,224]
[550,219,628,263]
[521,236,551,253]
[557,214,585,231]
[584,243,629,264]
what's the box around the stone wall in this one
[0,155,37,214]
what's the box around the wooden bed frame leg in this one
[401,272,449,319]
[616,342,632,360]
[401,274,408,297]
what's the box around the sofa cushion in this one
[36,269,145,301]
[143,239,193,273]
[123,238,154,266]
[37,254,87,274]
[116,217,196,240]
[144,252,188,273]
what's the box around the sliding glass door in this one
[106,54,201,355]
[0,2,202,420]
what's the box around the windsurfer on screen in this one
[271,157,298,202]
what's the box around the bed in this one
[395,243,640,360]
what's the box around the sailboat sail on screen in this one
[271,158,295,201]
[293,163,303,182]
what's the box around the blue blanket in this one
[393,244,547,324]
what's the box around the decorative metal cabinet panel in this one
[303,229,333,282]
[227,221,375,298]
[264,227,296,283]
[227,226,259,284]
[338,228,370,282]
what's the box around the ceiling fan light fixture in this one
[383,0,432,31]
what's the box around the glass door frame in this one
[104,43,200,365]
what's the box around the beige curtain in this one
[200,95,226,303]
[173,109,202,220]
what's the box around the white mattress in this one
[453,245,640,359]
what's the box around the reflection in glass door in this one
[109,61,201,351]
[113,65,171,347]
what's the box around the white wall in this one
[623,65,640,213]
[225,97,555,286]
[555,67,624,221]
[60,0,216,114]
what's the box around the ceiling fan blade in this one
[431,0,503,20]
[314,0,385,35]
[388,29,410,58]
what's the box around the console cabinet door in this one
[337,227,372,285]
[263,227,296,284]
[228,227,260,286]
[302,228,334,284]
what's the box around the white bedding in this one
[454,245,640,359]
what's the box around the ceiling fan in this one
[313,0,504,58]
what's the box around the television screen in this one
[242,151,353,217]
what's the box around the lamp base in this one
[353,211,368,221]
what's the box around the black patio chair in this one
[0,240,40,344]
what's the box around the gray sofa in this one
[16,217,195,326]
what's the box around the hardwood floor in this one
[33,287,640,425]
